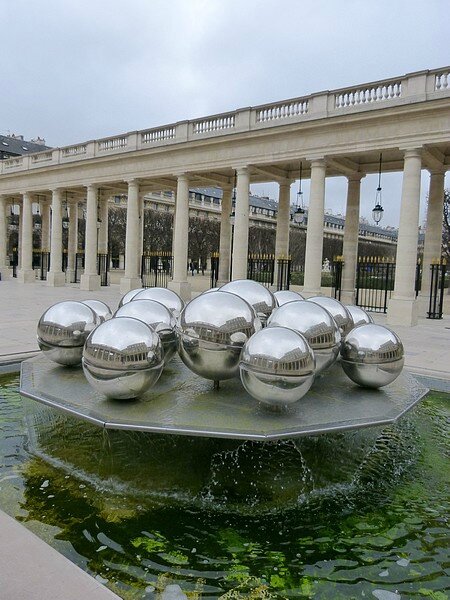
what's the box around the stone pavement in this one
[0,277,448,599]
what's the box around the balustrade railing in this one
[141,127,176,143]
[256,99,308,122]
[1,67,448,175]
[193,114,235,134]
[61,144,87,157]
[97,136,128,151]
[335,81,402,109]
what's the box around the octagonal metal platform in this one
[20,354,428,441]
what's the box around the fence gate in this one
[74,252,85,283]
[97,253,109,286]
[11,250,18,278]
[276,258,291,290]
[210,252,219,288]
[40,252,50,280]
[427,259,446,319]
[331,257,344,301]
[356,257,395,313]
[141,252,173,288]
[247,254,275,288]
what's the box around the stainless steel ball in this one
[82,300,113,322]
[133,288,185,318]
[345,305,374,329]
[267,300,341,373]
[178,291,261,380]
[340,323,404,388]
[220,279,276,325]
[274,290,304,306]
[202,287,220,294]
[37,301,100,366]
[115,299,178,363]
[118,288,146,308]
[240,326,315,407]
[82,316,164,399]
[306,296,353,336]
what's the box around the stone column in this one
[273,180,292,286]
[80,185,101,291]
[0,195,10,279]
[231,167,250,280]
[168,174,191,300]
[138,193,145,258]
[120,180,142,294]
[387,149,422,326]
[40,198,51,251]
[18,192,35,283]
[47,189,66,286]
[98,197,109,254]
[417,170,446,314]
[17,202,22,270]
[217,186,233,286]
[303,159,326,296]
[341,175,364,305]
[66,200,78,283]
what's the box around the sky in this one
[1,0,449,227]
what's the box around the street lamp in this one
[372,153,384,225]
[292,160,305,224]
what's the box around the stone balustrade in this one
[1,67,448,175]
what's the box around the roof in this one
[191,186,278,211]
[0,135,51,157]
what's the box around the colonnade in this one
[0,147,447,326]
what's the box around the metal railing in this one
[141,252,173,288]
[428,259,446,319]
[247,254,275,288]
[355,257,395,313]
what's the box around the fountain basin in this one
[20,354,427,440]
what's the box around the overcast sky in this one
[1,0,449,226]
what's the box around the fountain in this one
[6,285,447,598]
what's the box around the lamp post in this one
[372,153,385,225]
[292,161,306,225]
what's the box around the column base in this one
[387,297,418,327]
[301,289,322,299]
[340,289,356,305]
[216,279,229,288]
[168,280,192,302]
[0,266,11,280]
[17,269,36,284]
[80,273,101,291]
[47,271,66,287]
[119,277,142,295]
[65,269,76,284]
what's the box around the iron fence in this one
[10,250,18,278]
[331,257,344,300]
[247,254,275,288]
[356,257,395,313]
[97,253,109,286]
[427,259,446,319]
[210,253,219,288]
[276,258,291,290]
[141,252,173,288]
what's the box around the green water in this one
[0,373,448,599]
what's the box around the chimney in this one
[31,136,46,146]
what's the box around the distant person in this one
[189,261,195,276]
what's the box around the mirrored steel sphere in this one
[345,305,374,329]
[119,288,146,308]
[240,326,315,406]
[340,324,404,388]
[267,300,340,373]
[274,290,304,306]
[82,316,164,399]
[178,291,261,380]
[133,288,184,318]
[115,299,178,363]
[306,296,353,336]
[82,300,113,323]
[202,287,220,294]
[219,279,276,324]
[37,301,100,366]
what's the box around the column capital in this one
[401,147,422,159]
[428,167,446,177]
[347,173,365,182]
[279,179,293,188]
[174,173,190,182]
[125,178,140,186]
[232,166,250,177]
